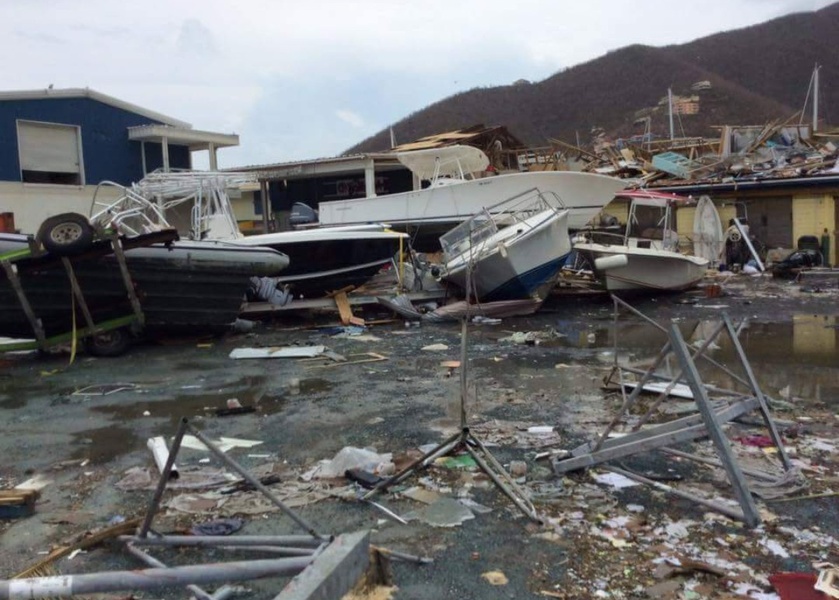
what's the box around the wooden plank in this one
[62,257,97,332]
[241,290,445,316]
[334,291,365,326]
[0,260,46,348]
[307,352,387,369]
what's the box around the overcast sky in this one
[1,0,834,168]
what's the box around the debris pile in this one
[548,122,839,188]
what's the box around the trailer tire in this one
[85,327,132,357]
[37,213,95,255]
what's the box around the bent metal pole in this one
[185,424,324,540]
[0,557,314,600]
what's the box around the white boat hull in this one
[575,243,709,292]
[319,171,626,231]
[443,210,571,301]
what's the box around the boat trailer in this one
[0,228,177,356]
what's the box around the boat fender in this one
[594,254,629,271]
[499,243,508,258]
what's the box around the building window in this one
[17,120,84,185]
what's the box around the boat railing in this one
[440,187,565,261]
[440,209,498,261]
[90,181,172,237]
[485,186,566,214]
[487,187,566,232]
[577,230,626,246]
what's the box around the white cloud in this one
[176,18,217,56]
[0,0,835,166]
[335,109,365,128]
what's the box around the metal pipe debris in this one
[125,543,214,600]
[138,417,188,537]
[121,535,325,548]
[0,557,314,599]
[217,545,321,556]
[186,424,325,540]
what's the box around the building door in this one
[743,196,792,249]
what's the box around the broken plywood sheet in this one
[621,381,695,400]
[229,345,325,359]
[179,435,263,453]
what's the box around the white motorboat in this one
[439,188,571,302]
[317,145,626,248]
[573,190,709,292]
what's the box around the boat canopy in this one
[395,145,490,180]
[617,189,691,208]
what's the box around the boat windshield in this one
[440,209,498,260]
[628,203,667,240]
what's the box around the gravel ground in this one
[0,274,838,599]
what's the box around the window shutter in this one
[18,121,81,174]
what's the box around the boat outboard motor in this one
[290,202,318,226]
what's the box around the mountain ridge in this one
[347,3,839,154]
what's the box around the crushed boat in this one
[316,145,627,249]
[0,221,289,351]
[573,190,709,292]
[438,187,571,302]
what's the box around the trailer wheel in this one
[37,213,95,255]
[85,327,132,357]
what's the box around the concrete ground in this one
[1,274,838,599]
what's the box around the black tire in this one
[36,213,95,255]
[84,327,132,357]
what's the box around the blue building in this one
[0,88,238,233]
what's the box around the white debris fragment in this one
[592,472,639,489]
[759,538,790,558]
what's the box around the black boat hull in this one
[0,234,289,339]
[238,231,405,298]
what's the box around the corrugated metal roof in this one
[230,152,398,173]
[0,88,190,128]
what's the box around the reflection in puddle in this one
[608,314,839,407]
[91,377,334,424]
[70,425,140,465]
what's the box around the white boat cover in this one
[692,195,724,263]
[395,145,490,180]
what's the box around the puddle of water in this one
[70,425,140,465]
[0,394,26,410]
[91,377,334,424]
[605,314,839,406]
[293,378,335,395]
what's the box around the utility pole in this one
[813,64,820,132]
[668,87,675,141]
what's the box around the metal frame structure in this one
[2,418,371,600]
[362,263,541,523]
[552,295,799,527]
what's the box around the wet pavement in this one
[0,274,838,599]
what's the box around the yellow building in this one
[657,177,839,265]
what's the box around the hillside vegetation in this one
[348,3,839,153]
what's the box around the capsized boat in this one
[317,145,627,248]
[0,230,289,340]
[439,188,571,302]
[573,190,709,292]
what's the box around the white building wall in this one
[0,183,123,234]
